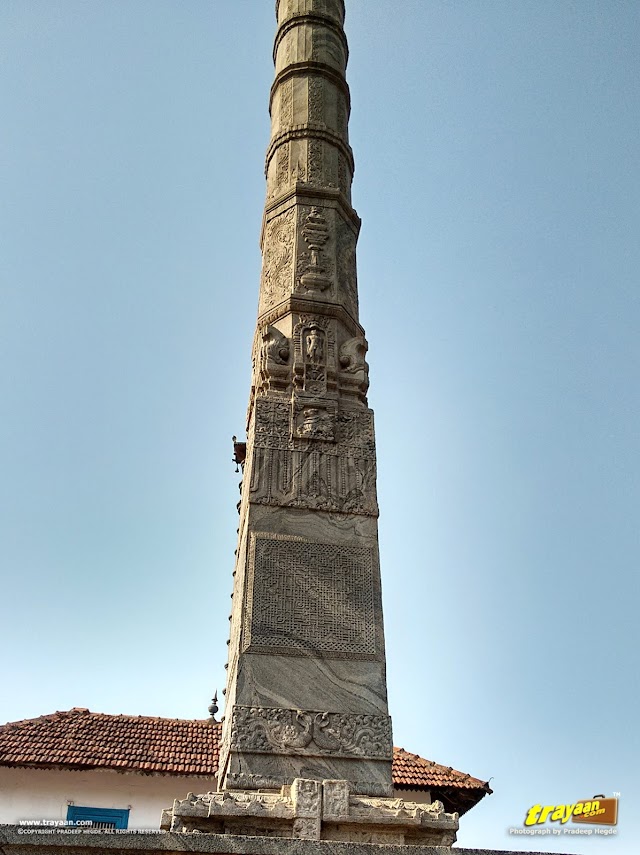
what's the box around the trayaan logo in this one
[525,794,618,827]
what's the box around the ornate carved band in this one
[230,705,393,760]
[266,125,355,177]
[269,60,351,113]
[253,398,375,456]
[273,15,349,64]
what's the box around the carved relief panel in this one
[243,533,378,658]
[336,218,359,318]
[249,398,378,517]
[259,208,296,315]
[295,206,334,297]
[308,75,325,125]
[252,397,290,450]
[230,706,393,760]
[338,336,369,403]
[276,144,290,192]
[310,23,348,74]
[292,400,336,442]
[249,445,378,517]
[252,398,375,456]
[307,138,324,186]
[303,324,327,396]
[255,324,291,394]
[292,315,336,396]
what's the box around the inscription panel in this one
[245,533,376,657]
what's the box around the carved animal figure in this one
[268,711,313,749]
[262,325,290,365]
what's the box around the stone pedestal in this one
[161,779,458,847]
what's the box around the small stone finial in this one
[208,692,219,722]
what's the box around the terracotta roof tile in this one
[392,747,489,790]
[0,710,491,815]
[0,709,219,777]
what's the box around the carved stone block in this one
[163,778,459,844]
[339,336,369,402]
[229,707,393,760]
[249,398,379,516]
[296,207,333,296]
[256,325,290,394]
[259,208,295,315]
[292,818,320,840]
[252,398,376,458]
[336,218,359,317]
[291,400,336,441]
[291,778,322,840]
[323,779,350,819]
[291,778,322,818]
[292,315,336,396]
[244,532,376,657]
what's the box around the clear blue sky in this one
[2,1,638,852]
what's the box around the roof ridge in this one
[1,710,216,729]
[0,710,81,731]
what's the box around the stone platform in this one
[0,828,571,855]
[160,779,457,845]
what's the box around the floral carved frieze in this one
[259,208,296,315]
[230,706,393,760]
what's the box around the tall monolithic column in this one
[218,0,392,799]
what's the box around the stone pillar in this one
[218,0,393,799]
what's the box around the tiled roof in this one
[0,709,491,815]
[0,709,219,777]
[392,746,489,791]
[392,747,491,817]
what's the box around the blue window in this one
[66,806,129,829]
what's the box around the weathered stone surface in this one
[163,780,457,845]
[229,708,392,759]
[243,534,378,657]
[0,826,571,855]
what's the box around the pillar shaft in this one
[219,0,393,798]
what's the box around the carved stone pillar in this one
[161,4,459,844]
[217,0,392,799]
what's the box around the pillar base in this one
[161,778,458,846]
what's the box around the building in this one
[0,709,491,829]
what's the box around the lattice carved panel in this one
[244,533,377,658]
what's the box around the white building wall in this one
[396,788,432,805]
[0,767,431,828]
[0,767,217,829]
